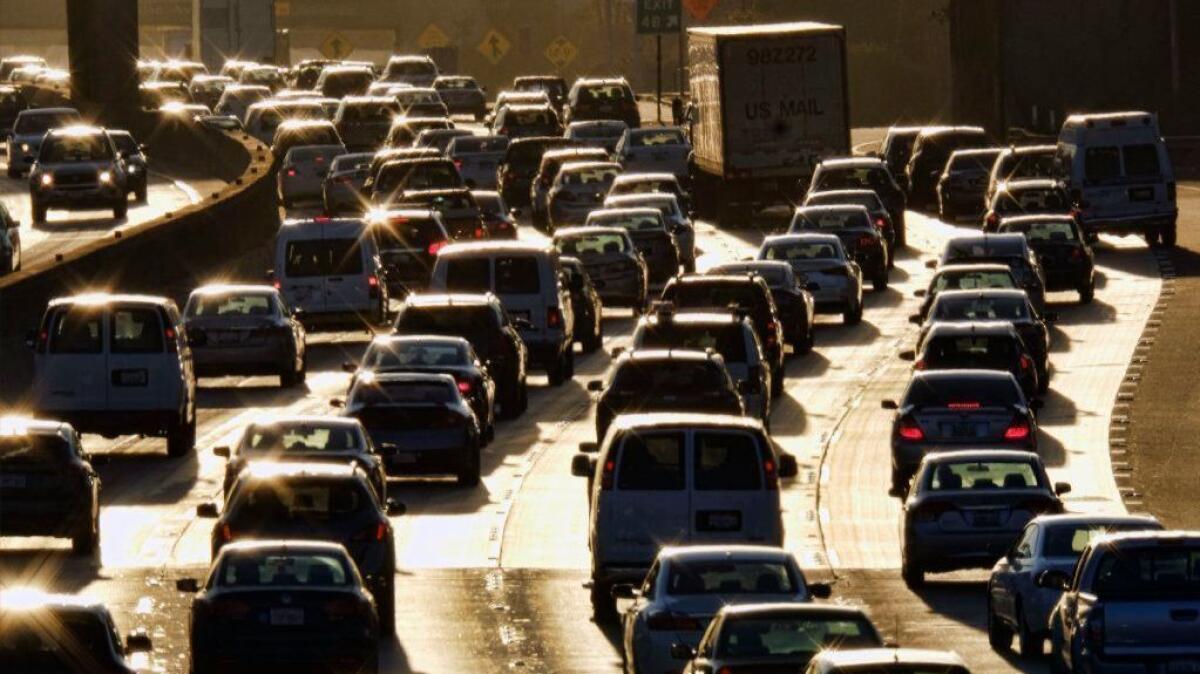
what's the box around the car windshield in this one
[933,296,1028,321]
[1093,546,1200,600]
[506,109,554,126]
[611,361,725,392]
[231,479,370,522]
[667,560,797,595]
[15,112,78,134]
[904,376,1021,408]
[928,460,1041,491]
[0,435,72,466]
[216,553,352,587]
[1043,523,1160,558]
[924,335,1017,369]
[631,129,684,147]
[40,134,112,162]
[353,380,455,405]
[557,233,628,255]
[638,325,747,362]
[187,292,273,317]
[763,241,840,261]
[362,341,466,369]
[793,210,870,231]
[932,271,1016,293]
[716,615,879,658]
[241,424,362,454]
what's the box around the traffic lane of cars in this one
[0,159,202,271]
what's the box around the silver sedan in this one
[182,284,307,387]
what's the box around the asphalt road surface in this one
[0,153,1177,673]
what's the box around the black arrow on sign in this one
[490,35,503,59]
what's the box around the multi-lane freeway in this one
[1,122,1183,673]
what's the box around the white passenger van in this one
[428,241,576,385]
[270,217,389,327]
[1056,111,1177,246]
[27,293,197,457]
[571,412,797,620]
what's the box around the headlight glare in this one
[98,171,112,184]
[39,173,53,187]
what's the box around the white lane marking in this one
[152,170,202,204]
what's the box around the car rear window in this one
[1122,144,1161,177]
[793,209,871,231]
[284,238,364,277]
[933,295,1028,321]
[395,306,496,344]
[1043,523,1160,558]
[669,283,763,313]
[557,232,629,256]
[613,180,675,196]
[1004,220,1078,242]
[928,460,1040,491]
[495,256,540,294]
[716,615,879,658]
[616,431,685,491]
[639,324,748,362]
[694,432,763,491]
[451,137,508,155]
[47,307,103,354]
[353,380,454,405]
[110,307,164,354]
[233,479,369,521]
[1093,546,1200,600]
[932,271,1015,293]
[806,192,880,211]
[589,213,664,231]
[382,162,459,192]
[506,109,554,126]
[217,553,352,587]
[375,217,446,251]
[666,559,796,595]
[631,129,685,147]
[925,335,1017,369]
[996,188,1068,213]
[580,84,631,103]
[0,434,72,465]
[904,376,1021,408]
[949,152,999,172]
[342,102,397,122]
[1003,152,1057,180]
[242,424,362,454]
[401,193,472,212]
[562,166,619,186]
[762,241,840,261]
[187,293,273,317]
[1084,146,1122,183]
[816,167,892,192]
[363,341,466,369]
[611,361,727,393]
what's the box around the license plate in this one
[973,511,1001,527]
[698,510,742,532]
[942,422,986,438]
[0,474,26,488]
[113,369,148,386]
[214,331,241,345]
[1129,187,1154,202]
[269,608,304,626]
[1169,661,1200,674]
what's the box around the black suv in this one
[498,136,578,207]
[564,78,640,128]
[587,349,745,441]
[0,418,101,555]
[996,215,1095,303]
[806,157,908,248]
[906,126,989,212]
[392,293,530,418]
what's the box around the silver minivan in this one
[571,413,796,620]
[428,242,576,385]
[28,293,197,457]
[270,217,389,327]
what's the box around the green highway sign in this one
[637,0,681,34]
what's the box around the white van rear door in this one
[688,430,779,545]
[601,430,690,566]
[35,305,108,412]
[106,305,171,412]
[279,235,328,313]
[493,255,545,335]
[322,236,373,312]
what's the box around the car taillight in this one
[947,401,981,410]
[857,234,875,248]
[334,175,352,185]
[35,328,49,353]
[763,456,779,490]
[547,306,563,328]
[220,523,233,541]
[428,240,447,255]
[1068,247,1084,261]
[1019,354,1032,371]
[985,213,999,228]
[1004,418,1031,441]
[646,611,702,631]
[874,217,887,230]
[765,321,778,347]
[285,167,297,177]
[367,274,380,299]
[165,327,178,353]
[457,378,472,394]
[897,416,924,441]
[474,227,486,239]
[354,522,388,540]
[1083,606,1105,648]
[600,458,616,490]
[498,127,508,137]
[323,597,362,620]
[913,358,926,371]
[915,501,954,523]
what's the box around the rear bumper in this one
[1077,650,1200,674]
[523,335,571,368]
[38,410,182,437]
[1079,210,1177,234]
[1043,265,1093,291]
[0,500,92,535]
[906,527,1019,570]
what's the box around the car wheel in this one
[71,515,99,556]
[280,361,301,388]
[872,270,889,292]
[500,379,521,420]
[798,325,815,354]
[1161,224,1178,248]
[457,443,481,487]
[987,598,1014,650]
[843,300,863,325]
[771,370,784,399]
[1016,600,1043,658]
[135,184,148,202]
[518,378,529,414]
[590,581,618,624]
[167,414,196,458]
[6,165,18,179]
[113,199,128,220]
[564,347,576,378]
[1144,228,1161,246]
[376,574,396,637]
[1078,281,1095,304]
[31,200,47,224]
[548,353,567,387]
[901,553,924,589]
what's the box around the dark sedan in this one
[393,188,486,241]
[789,204,889,291]
[561,256,604,353]
[181,540,381,674]
[997,214,1095,303]
[903,322,1040,400]
[806,156,908,247]
[931,234,1047,314]
[914,263,1018,321]
[708,260,816,355]
[882,369,1040,495]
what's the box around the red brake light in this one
[376,522,387,540]
[947,401,981,410]
[1068,247,1084,261]
[164,326,178,353]
[547,306,563,328]
[474,227,485,239]
[913,358,926,371]
[272,278,282,290]
[897,417,924,441]
[220,523,233,541]
[1019,354,1032,371]
[763,457,778,490]
[1004,419,1031,441]
[600,458,615,490]
[367,274,380,299]
[986,213,998,227]
[428,240,447,255]
[454,159,463,170]
[457,379,472,394]
[286,168,297,177]
[765,320,778,346]
[874,217,887,230]
[857,234,875,248]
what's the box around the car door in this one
[106,304,170,412]
[993,523,1038,624]
[279,233,328,313]
[323,235,371,312]
[688,430,776,545]
[494,255,545,338]
[35,304,108,412]
[604,430,690,565]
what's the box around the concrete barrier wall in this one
[0,115,278,404]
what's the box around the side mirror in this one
[175,578,200,593]
[1055,481,1072,496]
[125,629,153,652]
[1035,569,1070,590]
[586,380,604,392]
[386,499,407,516]
[913,288,926,298]
[329,398,345,408]
[213,446,230,458]
[571,453,594,477]
[881,399,899,410]
[342,361,358,373]
[610,583,638,599]
[907,314,922,325]
[196,502,219,518]
[777,453,798,479]
[898,350,916,361]
[924,259,937,269]
[579,441,599,453]
[808,582,833,599]
[670,643,696,661]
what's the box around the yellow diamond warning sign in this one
[320,32,353,59]
[544,36,578,70]
[417,23,451,49]
[477,29,511,65]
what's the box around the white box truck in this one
[687,22,850,220]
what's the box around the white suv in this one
[27,293,197,457]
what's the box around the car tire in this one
[987,598,1014,651]
[167,414,196,458]
[1144,228,1161,246]
[1079,281,1095,304]
[901,553,924,589]
[1161,224,1178,248]
[843,300,863,325]
[564,347,576,378]
[280,361,302,388]
[517,378,529,414]
[6,165,18,179]
[771,370,784,399]
[582,320,603,353]
[31,200,46,224]
[500,380,522,420]
[872,270,889,292]
[457,447,481,487]
[114,199,127,220]
[590,581,618,624]
[939,201,954,223]
[797,325,815,355]
[71,515,99,556]
[1016,601,1043,658]
[377,575,396,637]
[135,184,148,202]
[548,353,567,387]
